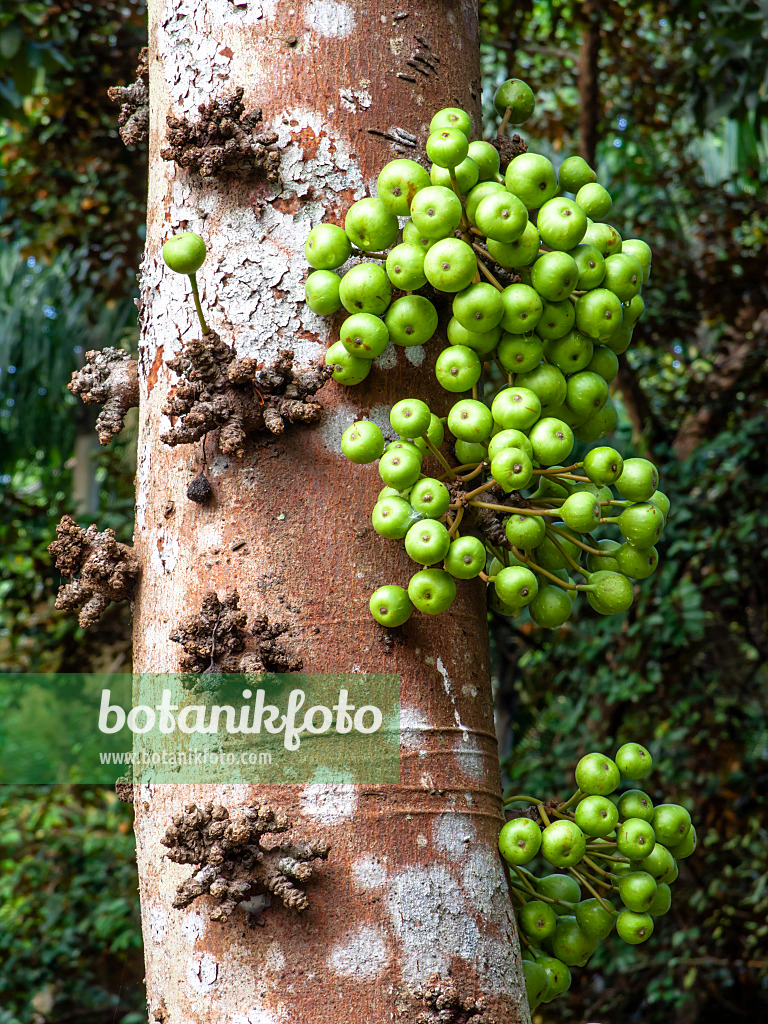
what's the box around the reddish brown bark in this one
[131,3,527,1023]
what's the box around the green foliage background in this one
[1,1,767,1022]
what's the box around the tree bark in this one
[615,351,656,452]
[131,3,527,1023]
[577,0,599,167]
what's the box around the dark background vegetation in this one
[0,1,766,1022]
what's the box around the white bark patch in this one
[247,1010,284,1024]
[186,952,219,993]
[351,856,387,890]
[149,904,168,944]
[301,784,358,822]
[151,528,180,575]
[373,343,398,370]
[399,705,435,749]
[231,1010,284,1024]
[453,734,486,781]
[316,403,358,453]
[227,0,277,20]
[147,93,365,374]
[305,0,356,37]
[460,847,522,996]
[181,911,206,944]
[265,944,287,973]
[195,523,224,548]
[404,345,426,366]
[386,857,520,995]
[339,87,372,112]
[386,865,479,986]
[135,441,151,533]
[433,813,476,859]
[207,454,230,478]
[206,110,364,368]
[436,656,469,740]
[367,403,393,436]
[157,0,231,114]
[328,924,391,979]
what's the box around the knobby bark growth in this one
[131,3,527,1022]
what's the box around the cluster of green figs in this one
[303,78,667,628]
[500,743,697,1010]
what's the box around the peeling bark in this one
[133,3,527,1022]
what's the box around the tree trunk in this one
[132,3,527,1022]
[577,0,599,168]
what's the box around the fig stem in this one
[188,273,209,334]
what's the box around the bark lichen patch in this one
[433,814,476,859]
[169,589,302,679]
[328,924,392,980]
[157,0,232,115]
[108,47,149,146]
[161,334,332,458]
[161,88,280,181]
[350,856,388,891]
[180,911,206,945]
[300,784,358,823]
[404,974,495,1024]
[386,858,520,999]
[152,528,181,575]
[305,0,356,37]
[161,802,330,921]
[150,904,169,945]
[48,516,139,628]
[68,348,140,445]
